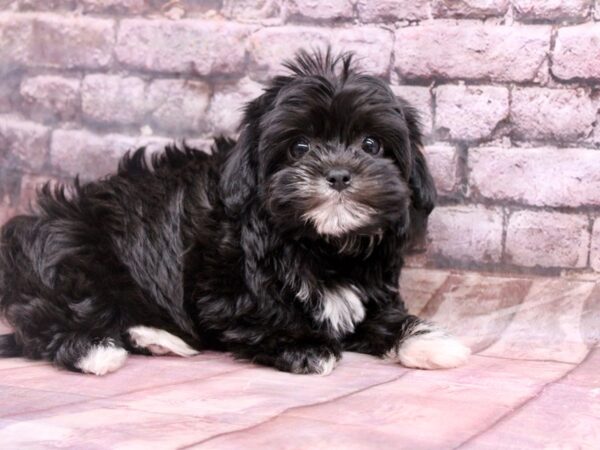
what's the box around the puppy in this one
[0,49,470,375]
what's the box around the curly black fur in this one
[0,49,441,375]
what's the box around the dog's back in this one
[0,139,233,370]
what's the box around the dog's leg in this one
[127,326,199,357]
[345,308,470,370]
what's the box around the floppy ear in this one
[396,97,437,252]
[219,86,281,216]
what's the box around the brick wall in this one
[0,0,599,276]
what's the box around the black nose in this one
[325,168,352,191]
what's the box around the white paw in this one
[315,354,338,376]
[76,344,128,376]
[389,327,471,370]
[128,326,199,357]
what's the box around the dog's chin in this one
[302,196,376,237]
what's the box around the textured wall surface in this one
[0,0,599,276]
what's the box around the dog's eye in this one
[361,136,381,155]
[291,138,310,157]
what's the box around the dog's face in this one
[221,50,436,247]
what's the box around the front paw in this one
[388,322,470,370]
[275,346,340,376]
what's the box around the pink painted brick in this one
[284,0,354,21]
[19,75,80,122]
[469,147,600,208]
[506,211,590,269]
[395,24,550,82]
[26,14,114,69]
[50,129,171,180]
[391,85,432,136]
[356,0,430,21]
[511,88,596,141]
[221,0,281,21]
[82,75,146,125]
[432,0,510,18]
[435,85,509,141]
[147,79,211,134]
[427,206,503,263]
[513,0,591,21]
[80,0,147,14]
[208,77,264,134]
[0,14,33,68]
[116,19,252,75]
[591,218,600,272]
[0,115,49,171]
[423,145,460,195]
[248,26,393,81]
[553,24,600,81]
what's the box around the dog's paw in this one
[128,326,199,357]
[388,324,470,370]
[75,341,128,376]
[277,347,339,376]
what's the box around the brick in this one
[592,219,600,272]
[82,75,145,125]
[511,88,596,141]
[18,0,74,10]
[0,76,20,113]
[356,0,430,21]
[20,75,80,122]
[506,211,589,268]
[221,0,281,21]
[248,26,393,81]
[553,24,600,81]
[435,85,509,141]
[18,174,57,209]
[333,28,394,76]
[391,85,432,136]
[427,206,503,263]
[50,129,171,179]
[469,147,600,208]
[0,14,32,69]
[422,145,460,196]
[0,115,49,171]
[208,77,264,134]
[285,0,354,21]
[116,19,251,75]
[432,0,509,18]
[147,79,211,134]
[80,0,147,14]
[395,24,550,82]
[513,0,591,21]
[27,14,114,69]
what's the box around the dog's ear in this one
[396,97,437,252]
[219,86,282,216]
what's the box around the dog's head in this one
[220,49,436,249]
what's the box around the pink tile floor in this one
[1,268,598,449]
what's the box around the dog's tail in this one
[0,333,22,357]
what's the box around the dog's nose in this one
[325,168,352,191]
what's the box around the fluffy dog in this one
[0,50,470,375]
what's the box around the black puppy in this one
[0,50,470,375]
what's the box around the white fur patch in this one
[303,196,375,236]
[75,343,128,376]
[387,323,471,370]
[317,285,365,336]
[128,326,199,357]
[315,354,337,376]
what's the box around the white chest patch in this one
[317,285,365,336]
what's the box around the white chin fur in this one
[303,197,374,236]
[75,344,128,376]
[388,324,471,370]
[128,326,199,357]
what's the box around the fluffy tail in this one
[0,333,22,357]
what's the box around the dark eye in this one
[291,138,310,157]
[361,136,381,155]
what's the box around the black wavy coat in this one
[0,50,438,374]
